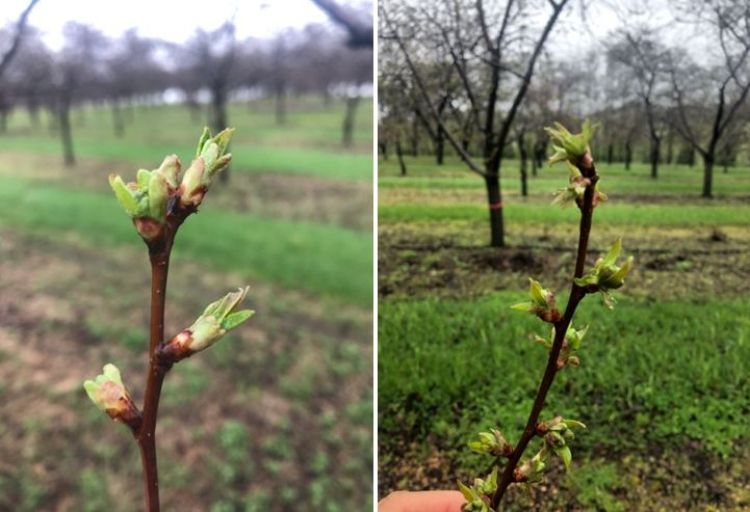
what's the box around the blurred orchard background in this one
[378,0,750,510]
[0,1,373,510]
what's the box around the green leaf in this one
[136,169,151,189]
[602,238,622,267]
[222,309,254,330]
[457,480,476,502]
[109,175,138,216]
[196,126,211,156]
[555,445,572,470]
[511,302,533,312]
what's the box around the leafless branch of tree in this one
[0,0,41,79]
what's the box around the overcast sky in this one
[2,0,333,48]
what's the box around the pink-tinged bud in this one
[156,154,182,189]
[158,287,254,363]
[83,364,141,431]
[179,157,207,207]
[133,217,163,240]
[511,278,561,323]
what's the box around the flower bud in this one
[179,157,207,206]
[179,128,235,208]
[574,238,634,294]
[515,449,547,483]
[148,172,169,221]
[83,364,141,430]
[546,120,596,173]
[511,278,561,323]
[109,174,140,217]
[158,287,254,362]
[457,468,497,512]
[468,428,513,457]
[156,154,181,189]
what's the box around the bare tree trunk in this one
[342,95,360,147]
[518,133,528,197]
[379,141,388,160]
[607,143,614,165]
[624,141,632,171]
[702,153,714,198]
[435,124,445,165]
[649,137,660,179]
[58,98,75,167]
[396,140,407,176]
[485,172,504,248]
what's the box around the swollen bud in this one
[468,428,513,457]
[546,120,596,173]
[83,364,141,431]
[179,127,235,207]
[511,278,561,323]
[156,154,181,189]
[158,287,253,363]
[457,467,497,512]
[574,238,634,300]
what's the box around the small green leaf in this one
[457,480,475,502]
[109,175,138,216]
[136,169,151,189]
[555,445,572,470]
[196,126,211,156]
[601,238,622,267]
[222,310,254,330]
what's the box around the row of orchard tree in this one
[0,3,372,166]
[379,0,750,246]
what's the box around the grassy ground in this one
[0,98,373,511]
[378,154,750,511]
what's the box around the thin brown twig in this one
[135,208,192,512]
[490,167,598,509]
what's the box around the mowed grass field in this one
[378,155,750,511]
[0,98,373,511]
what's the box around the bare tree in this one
[381,0,569,247]
[669,0,750,197]
[608,27,670,178]
[183,22,238,181]
[0,0,40,80]
[48,22,109,166]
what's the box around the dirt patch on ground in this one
[378,439,750,511]
[379,224,750,300]
[0,228,372,511]
[0,151,372,230]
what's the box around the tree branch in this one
[311,0,372,48]
[0,0,41,79]
[491,166,598,509]
[382,5,486,177]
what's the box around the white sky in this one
[2,0,332,48]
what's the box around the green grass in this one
[379,156,750,195]
[379,293,750,460]
[379,202,750,227]
[0,177,372,306]
[2,99,373,180]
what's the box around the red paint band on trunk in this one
[489,202,503,210]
